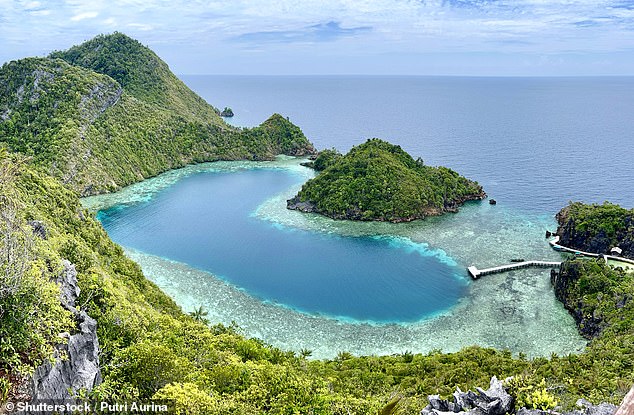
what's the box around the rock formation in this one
[420,377,618,415]
[29,260,101,406]
[420,376,513,415]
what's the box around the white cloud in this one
[127,22,153,31]
[24,1,41,9]
[30,9,51,16]
[2,0,634,74]
[70,11,98,21]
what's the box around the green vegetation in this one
[289,138,485,221]
[562,202,633,240]
[50,32,223,122]
[221,107,234,117]
[3,156,632,414]
[0,33,315,196]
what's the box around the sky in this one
[1,0,634,75]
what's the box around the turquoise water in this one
[96,167,467,323]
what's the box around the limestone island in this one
[287,138,486,222]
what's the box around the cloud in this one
[2,0,634,75]
[233,21,372,43]
[70,11,98,21]
[127,22,153,31]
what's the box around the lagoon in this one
[95,166,467,323]
[84,157,586,359]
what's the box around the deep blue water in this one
[183,76,634,211]
[99,168,467,322]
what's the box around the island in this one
[556,201,633,259]
[287,138,486,222]
[221,107,234,117]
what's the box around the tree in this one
[189,306,209,324]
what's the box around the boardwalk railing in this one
[467,261,562,280]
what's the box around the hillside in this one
[1,34,633,414]
[288,138,486,222]
[0,33,315,196]
[49,32,223,124]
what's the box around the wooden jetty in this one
[467,236,634,280]
[467,260,562,280]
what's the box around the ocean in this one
[183,75,634,211]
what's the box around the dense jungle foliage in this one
[291,138,485,221]
[303,148,343,171]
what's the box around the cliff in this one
[288,138,485,222]
[556,202,634,259]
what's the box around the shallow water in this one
[84,157,586,359]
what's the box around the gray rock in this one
[421,376,513,415]
[31,312,101,405]
[517,409,548,415]
[27,220,47,240]
[429,395,450,412]
[56,260,80,312]
[27,260,101,410]
[286,196,318,213]
[561,399,618,415]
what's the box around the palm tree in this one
[189,306,209,324]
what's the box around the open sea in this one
[84,76,634,359]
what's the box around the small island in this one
[288,138,486,222]
[221,107,234,117]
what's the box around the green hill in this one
[0,33,315,196]
[1,34,633,414]
[288,138,486,221]
[49,32,222,124]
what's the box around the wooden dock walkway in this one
[467,260,562,280]
[467,236,634,280]
[549,236,634,266]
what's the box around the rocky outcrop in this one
[551,261,605,339]
[517,400,617,415]
[556,204,634,259]
[27,220,47,240]
[420,377,617,415]
[286,197,318,214]
[29,260,101,406]
[420,376,513,415]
